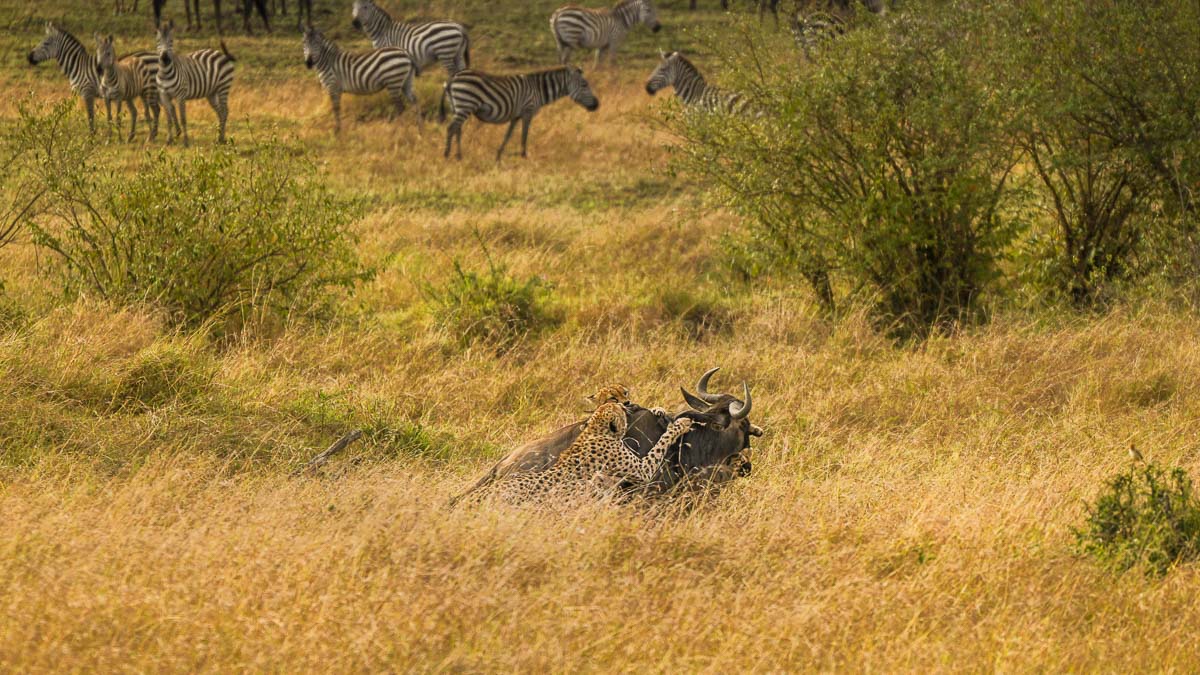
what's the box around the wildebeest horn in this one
[729,383,752,419]
[680,387,709,411]
[696,367,722,403]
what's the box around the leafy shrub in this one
[673,2,1024,337]
[1008,0,1200,306]
[12,101,368,330]
[423,239,558,349]
[1076,460,1200,576]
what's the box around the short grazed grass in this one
[4,0,1200,671]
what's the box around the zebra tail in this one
[464,35,471,68]
[438,81,449,123]
[220,39,236,62]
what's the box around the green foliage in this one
[423,237,558,350]
[11,101,369,331]
[1009,0,1200,306]
[675,2,1024,337]
[1076,460,1200,576]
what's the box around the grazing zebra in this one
[645,51,752,115]
[351,0,470,76]
[155,20,236,146]
[302,27,418,133]
[789,10,847,59]
[439,66,600,162]
[550,0,661,67]
[95,34,160,142]
[27,23,100,133]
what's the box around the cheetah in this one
[584,383,630,408]
[462,400,694,507]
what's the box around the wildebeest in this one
[457,368,763,501]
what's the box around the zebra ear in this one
[658,48,665,59]
[107,34,114,44]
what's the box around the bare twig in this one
[298,429,364,475]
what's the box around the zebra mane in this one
[369,1,395,23]
[671,53,705,84]
[51,24,86,53]
[613,0,645,11]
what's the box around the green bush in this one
[674,2,1024,337]
[1076,460,1200,576]
[423,239,558,350]
[1010,0,1200,306]
[12,102,368,330]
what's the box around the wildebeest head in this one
[669,367,761,480]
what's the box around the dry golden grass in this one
[5,3,1200,670]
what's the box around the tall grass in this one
[2,0,1200,670]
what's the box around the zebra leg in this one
[403,77,423,131]
[558,45,571,65]
[209,92,229,144]
[387,88,406,124]
[127,100,138,143]
[104,98,115,139]
[142,96,156,142]
[496,119,519,163]
[519,114,532,159]
[179,100,190,147]
[86,95,97,135]
[330,91,342,133]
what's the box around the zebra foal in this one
[303,26,418,133]
[550,0,661,67]
[95,34,160,142]
[645,51,752,115]
[28,23,101,133]
[439,66,599,162]
[155,19,236,146]
[351,0,470,76]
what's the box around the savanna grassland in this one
[3,0,1200,671]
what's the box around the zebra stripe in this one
[28,23,100,132]
[302,27,418,133]
[645,52,752,115]
[439,66,600,162]
[96,35,160,142]
[351,0,470,76]
[550,0,661,66]
[155,20,236,146]
[790,10,847,59]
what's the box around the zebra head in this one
[302,26,329,69]
[156,19,176,65]
[635,0,661,33]
[645,51,687,96]
[565,66,600,112]
[351,0,386,34]
[29,22,67,66]
[94,33,116,78]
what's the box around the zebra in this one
[439,66,600,162]
[27,23,101,133]
[645,51,753,115]
[302,26,418,133]
[351,0,470,76]
[550,0,661,67]
[95,34,160,142]
[790,10,847,59]
[155,19,236,146]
